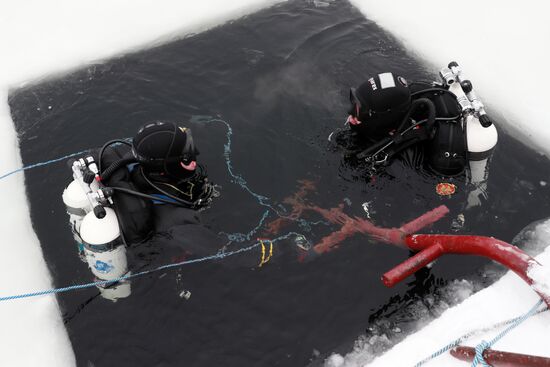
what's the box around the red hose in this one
[382,234,550,307]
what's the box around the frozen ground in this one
[0,1,282,365]
[328,1,550,366]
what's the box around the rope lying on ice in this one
[413,298,548,367]
[470,298,545,366]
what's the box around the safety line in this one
[0,149,90,180]
[0,243,261,302]
[413,299,548,367]
[471,299,545,366]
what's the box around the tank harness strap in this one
[258,239,273,267]
[356,98,437,166]
[384,122,433,158]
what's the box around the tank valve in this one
[93,205,106,219]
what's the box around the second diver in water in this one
[332,61,498,208]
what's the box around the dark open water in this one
[8,1,550,366]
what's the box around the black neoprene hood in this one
[132,121,199,175]
[351,72,411,139]
[355,73,410,116]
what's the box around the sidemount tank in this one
[62,179,91,243]
[79,207,128,280]
[448,82,498,183]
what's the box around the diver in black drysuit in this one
[342,72,468,177]
[98,121,279,270]
[332,72,477,232]
[98,122,222,263]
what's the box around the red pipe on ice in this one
[382,234,550,307]
[451,346,550,367]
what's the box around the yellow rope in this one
[258,239,273,267]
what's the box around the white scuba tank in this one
[449,82,498,184]
[447,66,498,185]
[446,74,498,208]
[466,114,498,209]
[63,155,132,301]
[62,179,92,242]
[80,207,128,280]
[465,113,498,184]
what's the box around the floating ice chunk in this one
[325,354,345,367]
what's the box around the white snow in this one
[0,1,283,365]
[528,261,550,297]
[326,1,550,365]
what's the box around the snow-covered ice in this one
[528,261,550,298]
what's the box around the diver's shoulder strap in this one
[356,97,437,165]
[102,151,154,244]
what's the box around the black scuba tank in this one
[409,83,468,177]
[426,119,468,177]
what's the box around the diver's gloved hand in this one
[194,181,220,210]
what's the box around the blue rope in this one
[413,299,547,367]
[220,209,271,244]
[0,242,261,302]
[0,118,318,302]
[192,117,325,244]
[194,117,280,213]
[471,298,545,366]
[0,138,133,181]
[0,149,90,181]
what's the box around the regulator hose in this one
[356,98,436,159]
[398,97,436,133]
[105,187,190,207]
[100,153,137,183]
[98,139,132,174]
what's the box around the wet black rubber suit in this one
[344,72,467,177]
[98,122,272,270]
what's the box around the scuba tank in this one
[79,207,131,300]
[62,178,91,243]
[62,156,131,301]
[422,82,468,177]
[442,62,498,206]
